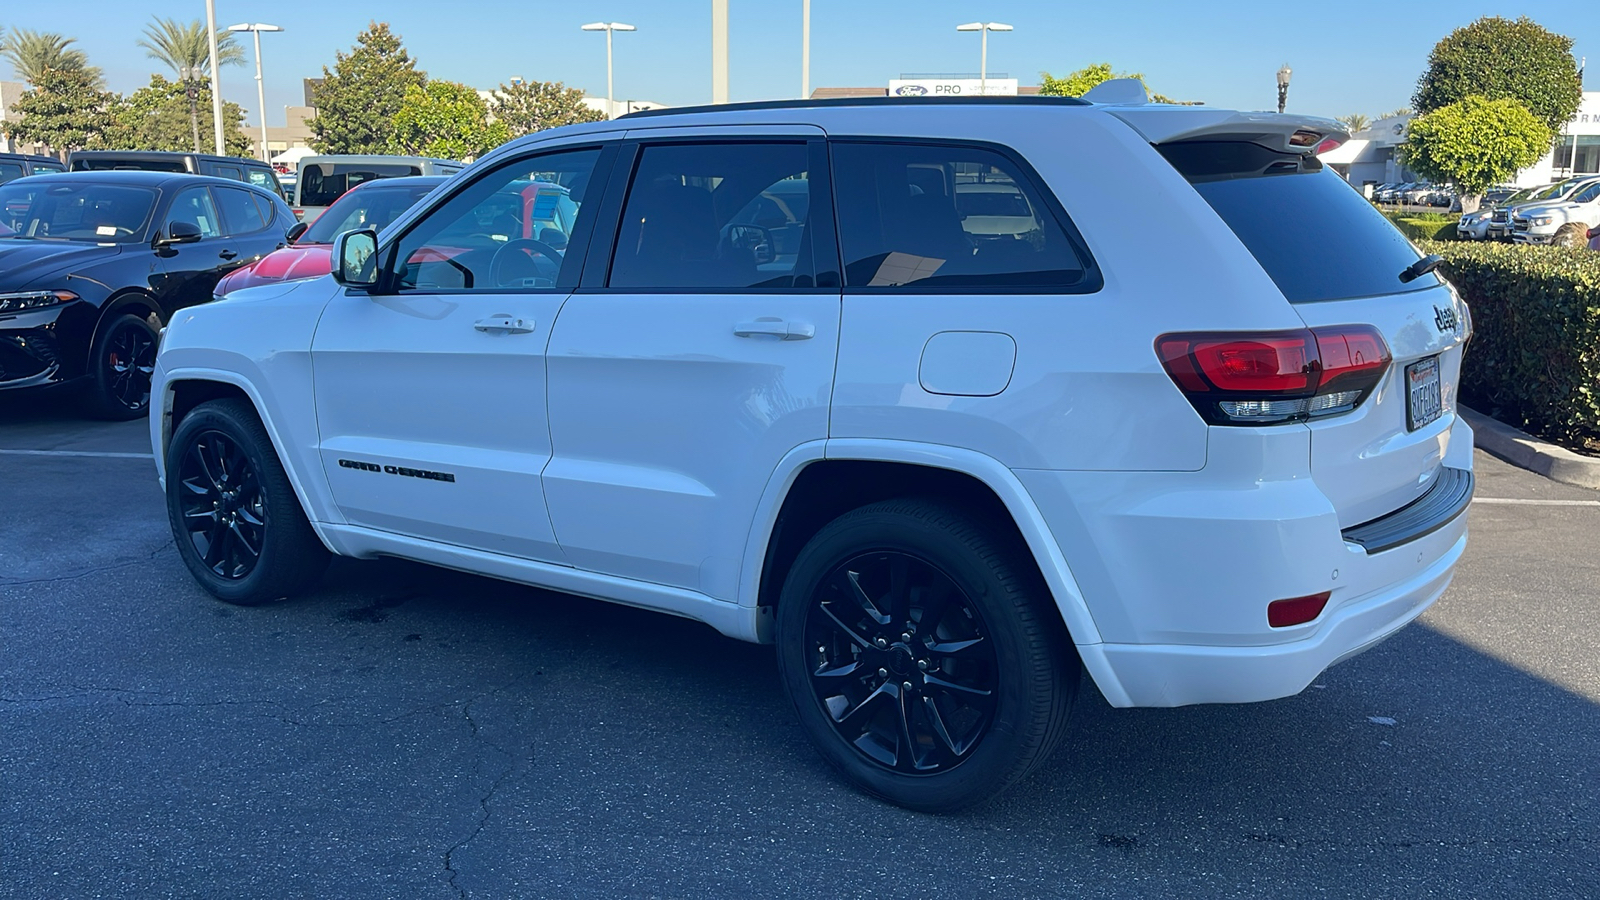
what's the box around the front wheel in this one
[775,499,1078,812]
[166,398,330,605]
[86,313,158,420]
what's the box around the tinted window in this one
[164,186,223,239]
[609,142,812,289]
[0,181,158,242]
[214,186,268,235]
[1571,183,1600,204]
[0,163,23,185]
[303,183,437,244]
[299,163,425,207]
[832,142,1087,289]
[390,149,600,291]
[212,165,244,182]
[32,162,65,174]
[73,157,188,173]
[1160,141,1430,303]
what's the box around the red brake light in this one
[1157,326,1390,425]
[1313,137,1345,155]
[1268,592,1331,627]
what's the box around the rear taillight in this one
[1157,326,1391,425]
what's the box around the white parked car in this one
[1511,177,1600,246]
[151,89,1475,812]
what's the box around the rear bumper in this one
[1081,529,1465,707]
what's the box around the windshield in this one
[302,182,438,244]
[298,163,423,207]
[0,181,158,242]
[1532,181,1575,201]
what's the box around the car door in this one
[212,185,289,267]
[309,143,615,562]
[153,185,234,316]
[543,129,841,600]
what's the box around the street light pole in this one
[1277,63,1292,114]
[801,0,811,100]
[712,0,729,103]
[204,0,224,154]
[229,24,284,163]
[581,22,636,117]
[956,22,1013,96]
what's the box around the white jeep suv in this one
[152,90,1475,812]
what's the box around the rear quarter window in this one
[1159,141,1433,303]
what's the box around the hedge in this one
[1385,211,1457,242]
[1417,239,1600,449]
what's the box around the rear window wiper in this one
[1399,254,1443,284]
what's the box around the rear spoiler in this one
[1106,105,1351,156]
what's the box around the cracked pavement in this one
[2,393,1598,898]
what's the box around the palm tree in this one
[0,29,103,87]
[1335,113,1371,135]
[137,17,244,78]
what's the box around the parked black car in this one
[68,150,287,200]
[0,171,297,418]
[0,152,66,185]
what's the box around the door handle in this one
[734,318,814,341]
[474,315,536,335]
[218,249,238,260]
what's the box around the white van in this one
[292,154,464,222]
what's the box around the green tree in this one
[97,75,252,155]
[1399,96,1551,213]
[136,18,244,78]
[1038,63,1183,103]
[1334,113,1371,135]
[0,28,103,87]
[389,81,509,160]
[1381,108,1413,119]
[8,67,116,157]
[492,79,605,135]
[1413,16,1581,137]
[308,22,427,154]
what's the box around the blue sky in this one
[3,0,1595,127]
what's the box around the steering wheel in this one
[489,238,563,288]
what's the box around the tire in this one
[165,398,330,605]
[85,313,159,420]
[1553,223,1588,249]
[775,498,1078,812]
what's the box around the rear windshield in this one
[298,163,423,207]
[72,157,188,173]
[1159,141,1432,303]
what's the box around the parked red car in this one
[213,175,447,297]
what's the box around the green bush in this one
[1385,211,1458,241]
[1417,239,1600,448]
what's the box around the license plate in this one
[1406,356,1442,431]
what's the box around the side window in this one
[212,165,244,182]
[214,187,268,235]
[1574,183,1600,204]
[245,168,278,192]
[831,142,1088,290]
[33,163,65,175]
[163,186,223,239]
[608,142,811,289]
[0,163,23,185]
[389,147,601,292]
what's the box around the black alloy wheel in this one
[166,398,330,605]
[87,314,159,420]
[776,499,1078,812]
[176,429,267,581]
[805,550,999,774]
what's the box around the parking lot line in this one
[0,449,154,460]
[1472,497,1600,507]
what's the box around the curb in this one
[1458,405,1600,490]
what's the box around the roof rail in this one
[620,95,1090,119]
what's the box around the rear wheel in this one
[166,398,330,605]
[775,498,1077,812]
[86,314,158,420]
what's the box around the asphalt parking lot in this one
[2,391,1597,899]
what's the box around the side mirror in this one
[332,228,380,288]
[285,221,309,244]
[159,220,204,246]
